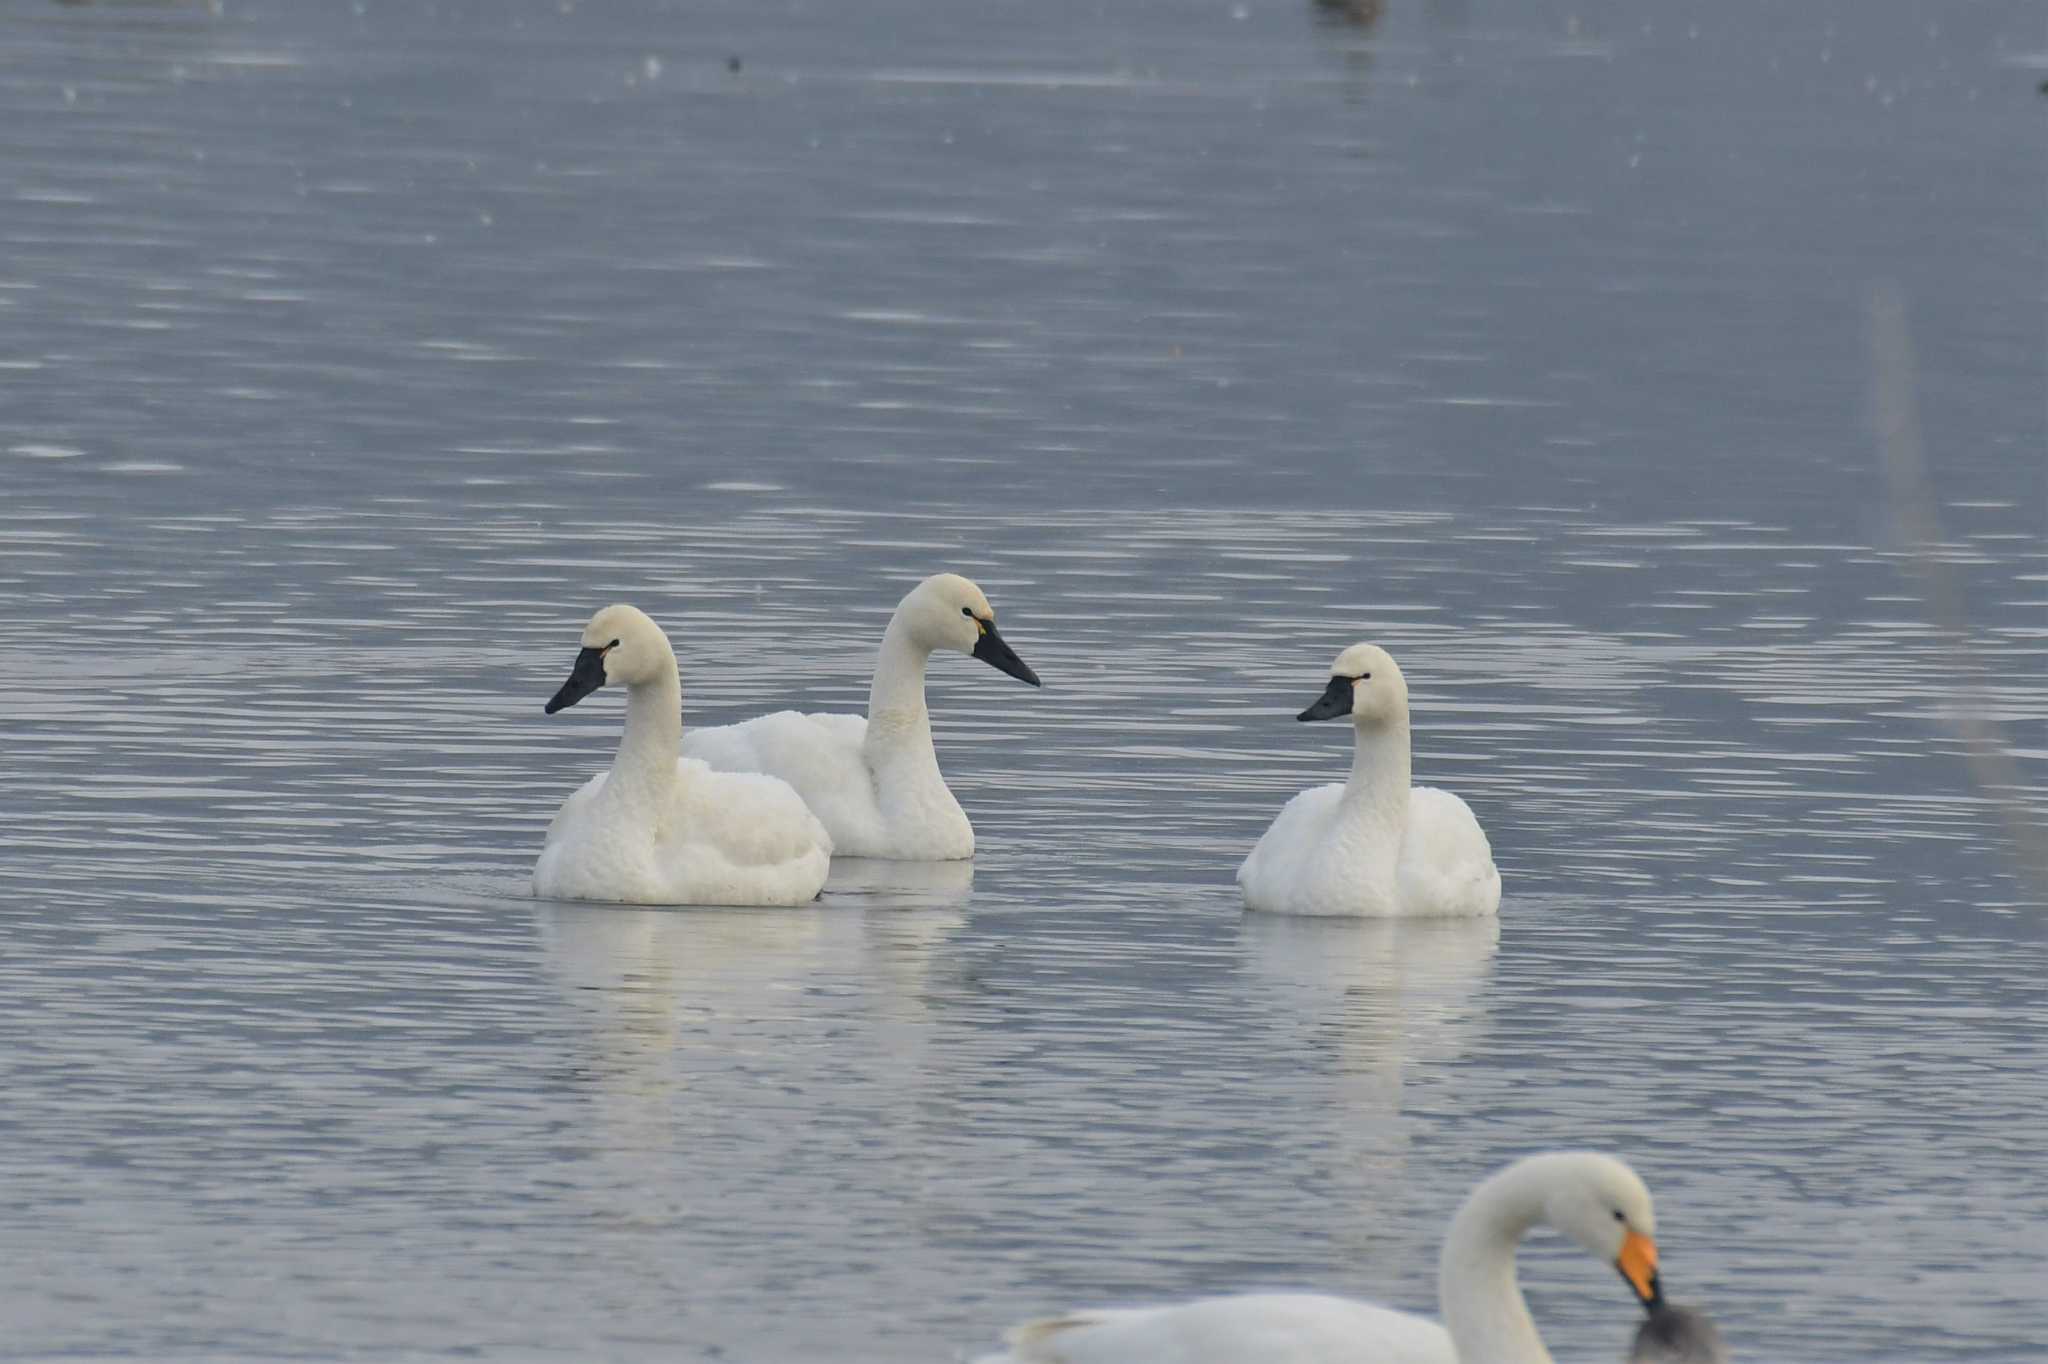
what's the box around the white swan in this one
[1238,643,1500,917]
[533,604,831,906]
[679,573,1040,860]
[975,1150,1666,1364]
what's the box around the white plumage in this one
[681,573,1040,860]
[1239,644,1500,917]
[532,604,831,906]
[680,708,972,860]
[980,1295,1454,1364]
[974,1151,1666,1364]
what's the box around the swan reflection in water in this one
[535,854,971,1064]
[534,894,967,1231]
[536,903,834,1099]
[1235,913,1499,1186]
[1237,912,1499,1071]
[824,855,974,901]
[534,861,969,1097]
[536,883,968,1069]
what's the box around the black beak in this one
[1297,675,1353,722]
[544,646,609,714]
[971,622,1041,687]
[1631,1271,1665,1314]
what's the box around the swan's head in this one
[543,604,672,714]
[1534,1152,1662,1311]
[1297,642,1408,727]
[897,572,1041,687]
[1629,1305,1728,1364]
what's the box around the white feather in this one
[682,573,1039,860]
[973,1152,1661,1364]
[1239,645,1499,918]
[533,605,831,906]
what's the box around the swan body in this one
[680,573,1040,860]
[533,604,831,906]
[984,1296,1452,1364]
[1239,644,1500,917]
[976,1151,1665,1364]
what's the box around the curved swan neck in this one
[1343,713,1412,815]
[612,651,683,795]
[865,613,937,757]
[1438,1162,1553,1364]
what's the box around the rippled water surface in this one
[2,0,2043,1360]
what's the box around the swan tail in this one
[975,1309,1140,1362]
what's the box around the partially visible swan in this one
[533,604,831,906]
[679,573,1040,860]
[1238,643,1500,917]
[1629,1305,1728,1363]
[975,1150,1665,1364]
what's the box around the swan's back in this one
[534,760,830,906]
[682,709,868,780]
[683,708,979,858]
[678,759,834,867]
[1395,786,1501,918]
[976,1294,1452,1364]
[682,709,880,836]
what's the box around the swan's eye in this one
[1611,1210,1626,1222]
[961,607,974,617]
[1360,672,1371,680]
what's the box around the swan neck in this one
[1438,1165,1552,1364]
[865,615,935,752]
[613,655,683,794]
[1343,715,1412,814]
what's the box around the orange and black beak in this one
[1616,1228,1663,1311]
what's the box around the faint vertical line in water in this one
[1865,281,2048,898]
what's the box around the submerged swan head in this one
[896,572,1041,687]
[1297,642,1409,728]
[543,604,675,714]
[1629,1304,1728,1363]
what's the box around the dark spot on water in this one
[1313,0,1384,26]
[727,54,743,74]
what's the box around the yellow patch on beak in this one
[977,617,990,636]
[1616,1228,1659,1304]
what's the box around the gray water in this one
[2,0,2044,1360]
